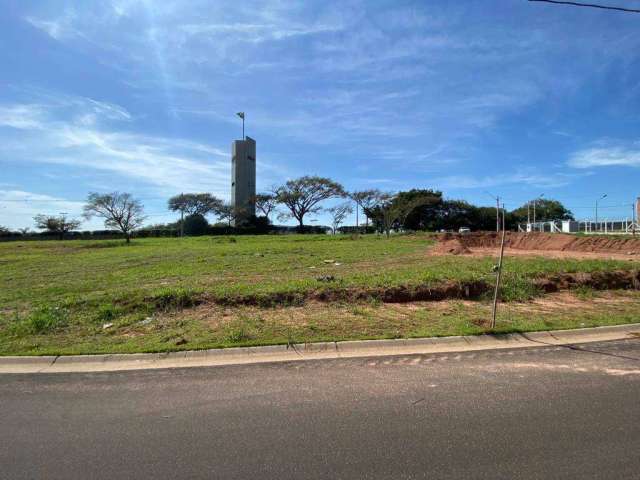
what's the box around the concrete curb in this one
[1,323,638,374]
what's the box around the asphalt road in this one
[1,338,639,479]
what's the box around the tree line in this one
[1,176,574,241]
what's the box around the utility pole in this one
[180,192,184,238]
[484,191,500,232]
[533,193,544,231]
[59,212,68,241]
[355,200,359,234]
[527,201,531,228]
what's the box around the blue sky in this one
[1,0,639,229]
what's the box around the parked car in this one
[458,227,471,233]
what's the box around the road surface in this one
[1,338,639,479]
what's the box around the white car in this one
[458,227,471,233]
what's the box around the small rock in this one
[316,275,336,282]
[175,337,188,346]
[323,259,335,263]
[102,322,114,330]
[309,266,316,269]
[140,317,153,325]
[334,262,342,266]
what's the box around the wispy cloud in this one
[433,170,590,190]
[0,95,232,196]
[0,104,48,129]
[568,141,640,169]
[0,190,86,230]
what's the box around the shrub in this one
[183,214,209,236]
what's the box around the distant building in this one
[230,136,256,226]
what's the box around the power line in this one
[528,0,640,13]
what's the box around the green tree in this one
[395,189,443,230]
[511,199,574,224]
[33,214,81,240]
[368,192,434,237]
[252,193,277,221]
[182,214,209,236]
[275,176,345,230]
[168,193,223,217]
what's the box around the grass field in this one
[1,234,638,355]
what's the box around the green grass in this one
[0,234,638,355]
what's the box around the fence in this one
[518,219,639,235]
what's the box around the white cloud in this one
[0,95,233,198]
[568,142,640,169]
[25,9,79,40]
[0,190,86,230]
[0,104,48,129]
[433,171,588,190]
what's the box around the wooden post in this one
[491,205,507,329]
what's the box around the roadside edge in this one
[1,323,638,374]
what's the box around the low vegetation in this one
[0,234,638,355]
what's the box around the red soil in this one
[437,232,640,256]
[431,237,471,255]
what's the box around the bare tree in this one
[217,203,247,227]
[275,176,345,230]
[33,214,81,240]
[252,193,278,220]
[83,192,145,243]
[328,202,353,234]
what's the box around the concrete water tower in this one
[230,135,256,226]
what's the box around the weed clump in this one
[12,306,68,335]
[222,315,260,343]
[153,288,199,310]
[500,274,543,302]
[97,303,122,322]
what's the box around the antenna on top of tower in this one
[236,112,245,139]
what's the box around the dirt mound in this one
[204,269,640,307]
[431,236,471,255]
[534,270,640,293]
[440,232,640,255]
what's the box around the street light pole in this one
[532,193,544,231]
[595,194,607,231]
[484,191,500,232]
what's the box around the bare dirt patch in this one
[431,237,471,255]
[434,232,640,259]
[465,247,637,261]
